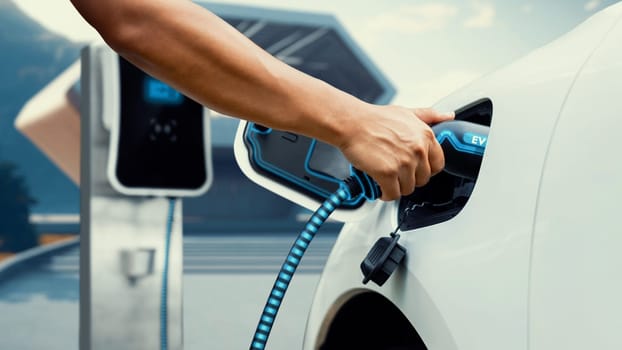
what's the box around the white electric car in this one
[236,2,622,349]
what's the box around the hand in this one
[338,105,454,201]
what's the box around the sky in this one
[14,0,621,106]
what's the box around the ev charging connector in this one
[359,119,490,286]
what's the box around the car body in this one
[300,3,622,349]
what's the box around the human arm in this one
[70,0,453,200]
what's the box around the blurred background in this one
[0,0,618,349]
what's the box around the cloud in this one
[463,2,496,29]
[370,3,459,35]
[584,0,601,11]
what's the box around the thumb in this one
[413,108,455,125]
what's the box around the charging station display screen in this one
[144,77,184,105]
[115,57,207,190]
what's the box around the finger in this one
[415,151,432,187]
[413,108,455,125]
[428,138,445,175]
[378,176,401,202]
[398,162,417,196]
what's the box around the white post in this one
[79,45,184,350]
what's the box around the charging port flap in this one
[234,124,382,222]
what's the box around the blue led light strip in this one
[249,187,350,350]
[245,124,364,208]
[161,198,176,350]
[435,130,485,156]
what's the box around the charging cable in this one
[161,198,176,350]
[249,175,372,350]
[158,182,364,350]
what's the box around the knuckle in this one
[380,160,400,177]
[399,154,412,168]
[412,143,426,158]
[378,165,394,178]
[422,127,435,141]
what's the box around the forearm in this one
[71,0,365,147]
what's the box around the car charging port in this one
[398,98,493,231]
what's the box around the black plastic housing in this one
[398,98,493,231]
[361,234,407,286]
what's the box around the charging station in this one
[79,43,212,350]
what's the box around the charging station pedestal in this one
[79,46,184,350]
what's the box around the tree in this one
[0,161,38,252]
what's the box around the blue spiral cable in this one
[161,198,176,350]
[249,186,351,350]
